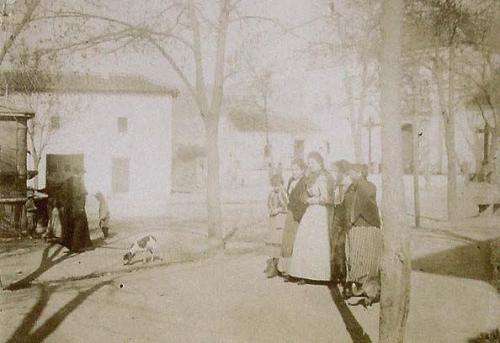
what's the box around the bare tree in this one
[325,0,380,164]
[37,0,282,246]
[407,0,497,220]
[379,0,411,341]
[459,47,499,183]
[0,0,43,67]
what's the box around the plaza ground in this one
[0,176,499,342]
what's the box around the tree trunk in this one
[493,122,500,185]
[410,62,421,228]
[205,118,223,247]
[445,44,458,220]
[353,123,363,164]
[33,157,40,190]
[436,116,444,174]
[483,124,490,163]
[345,76,364,164]
[379,0,411,342]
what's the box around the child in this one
[267,174,288,230]
[45,198,62,242]
[95,192,110,238]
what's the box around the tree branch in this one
[209,0,231,117]
[145,35,204,117]
[0,0,41,66]
[188,0,209,114]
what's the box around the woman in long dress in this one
[288,152,333,283]
[343,164,382,297]
[62,169,93,253]
[277,158,307,277]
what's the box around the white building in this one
[2,72,177,218]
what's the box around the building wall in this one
[21,92,172,218]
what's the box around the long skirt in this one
[331,205,347,282]
[345,226,383,284]
[288,205,331,281]
[277,211,300,274]
[70,212,93,252]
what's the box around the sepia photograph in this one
[0,0,499,342]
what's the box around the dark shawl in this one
[287,176,308,223]
[344,179,381,228]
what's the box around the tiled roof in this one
[0,103,35,118]
[227,108,319,134]
[0,71,178,96]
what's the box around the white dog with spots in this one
[123,235,162,265]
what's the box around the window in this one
[112,158,129,193]
[117,117,128,133]
[50,116,60,130]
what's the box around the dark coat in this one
[344,179,381,228]
[62,175,92,251]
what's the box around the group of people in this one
[40,168,111,254]
[266,151,382,301]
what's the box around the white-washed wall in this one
[26,92,173,218]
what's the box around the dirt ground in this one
[1,179,499,342]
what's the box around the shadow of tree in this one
[6,279,115,343]
[4,244,75,291]
[412,239,493,282]
[329,284,372,343]
[4,235,111,291]
[468,328,499,343]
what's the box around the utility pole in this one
[412,115,421,228]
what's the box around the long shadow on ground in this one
[412,239,494,283]
[6,278,116,343]
[4,244,74,291]
[329,284,372,343]
[4,237,108,291]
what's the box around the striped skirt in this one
[345,226,383,284]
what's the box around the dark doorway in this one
[46,154,84,196]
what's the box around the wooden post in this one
[412,116,421,228]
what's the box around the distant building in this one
[171,92,331,191]
[220,106,329,187]
[1,71,177,217]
